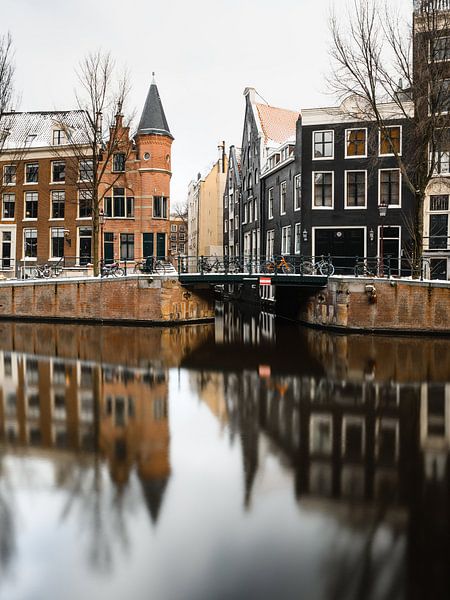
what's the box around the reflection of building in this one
[0,349,172,524]
[189,371,227,426]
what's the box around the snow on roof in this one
[255,103,300,146]
[0,110,89,150]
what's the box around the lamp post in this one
[99,209,106,269]
[378,201,388,276]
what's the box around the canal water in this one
[0,305,449,600]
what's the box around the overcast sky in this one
[4,0,409,208]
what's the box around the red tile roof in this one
[255,103,300,145]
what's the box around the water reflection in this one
[0,312,449,599]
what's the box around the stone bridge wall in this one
[0,276,215,325]
[277,277,450,334]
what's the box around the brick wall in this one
[0,276,214,324]
[283,277,450,334]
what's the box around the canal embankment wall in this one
[0,276,215,325]
[277,277,450,335]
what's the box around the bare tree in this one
[0,32,15,196]
[328,0,450,271]
[54,51,132,275]
[172,199,188,228]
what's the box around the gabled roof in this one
[255,103,299,146]
[0,110,88,150]
[136,77,173,139]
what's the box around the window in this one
[266,230,274,259]
[178,243,185,254]
[104,189,134,218]
[1,231,12,269]
[153,196,168,219]
[113,153,126,172]
[281,225,291,255]
[295,223,302,254]
[2,193,15,219]
[294,174,301,210]
[379,126,401,156]
[431,36,450,62]
[431,79,450,114]
[268,188,274,219]
[25,192,38,219]
[171,224,177,232]
[248,200,253,223]
[51,161,65,183]
[120,233,134,260]
[313,172,333,208]
[179,232,185,241]
[379,169,400,207]
[25,163,39,183]
[3,165,16,185]
[429,195,449,249]
[51,228,65,258]
[431,128,450,174]
[345,171,366,208]
[179,224,185,232]
[51,191,65,219]
[313,130,334,159]
[79,160,93,181]
[224,220,228,233]
[280,181,287,215]
[346,129,367,157]
[254,198,258,221]
[24,229,37,258]
[52,130,66,145]
[79,190,93,218]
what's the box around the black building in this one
[299,99,416,271]
[223,145,242,258]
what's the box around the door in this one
[156,233,166,259]
[104,232,114,264]
[315,228,365,273]
[79,228,92,266]
[143,233,154,258]
[1,231,12,270]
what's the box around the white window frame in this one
[378,125,402,157]
[281,225,291,255]
[24,162,39,185]
[294,174,301,211]
[280,181,287,215]
[78,189,93,219]
[49,227,65,260]
[344,170,367,209]
[23,191,38,221]
[429,35,450,63]
[268,188,274,220]
[312,171,334,210]
[3,164,16,186]
[341,415,366,458]
[294,223,302,254]
[378,225,401,268]
[312,130,334,161]
[23,228,38,260]
[2,193,15,221]
[266,229,274,259]
[50,161,66,184]
[344,128,368,159]
[378,168,402,208]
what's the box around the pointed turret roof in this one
[137,74,173,139]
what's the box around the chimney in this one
[218,140,226,173]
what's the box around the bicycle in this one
[31,264,52,278]
[262,255,294,274]
[100,261,124,277]
[301,257,335,276]
[198,256,223,273]
[133,257,171,275]
[355,260,377,277]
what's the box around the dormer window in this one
[52,129,66,145]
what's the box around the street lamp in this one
[99,209,106,268]
[378,201,388,276]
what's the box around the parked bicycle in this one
[133,257,171,274]
[262,255,294,274]
[301,257,335,276]
[31,264,52,278]
[100,261,124,277]
[198,256,223,273]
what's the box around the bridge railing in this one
[177,255,438,280]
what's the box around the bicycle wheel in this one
[42,267,52,278]
[114,267,125,277]
[31,267,40,278]
[281,262,294,274]
[133,263,143,274]
[301,261,315,275]
[262,261,275,274]
[154,261,166,274]
[319,262,335,276]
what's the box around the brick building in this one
[169,215,187,257]
[0,76,173,275]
